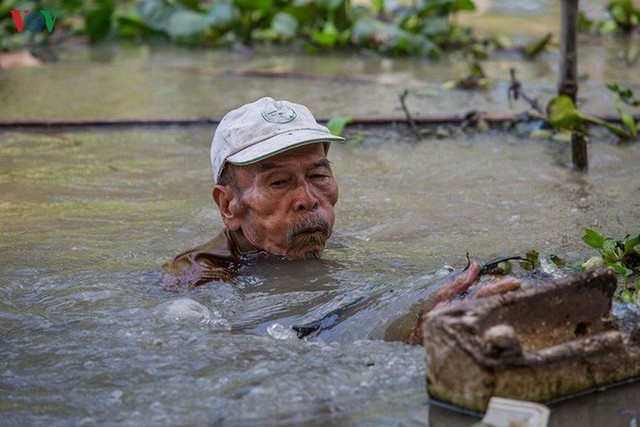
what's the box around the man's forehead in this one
[250,143,329,171]
[258,157,331,172]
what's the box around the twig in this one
[399,89,422,141]
[508,68,545,116]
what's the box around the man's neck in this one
[227,229,260,255]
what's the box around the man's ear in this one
[212,185,242,231]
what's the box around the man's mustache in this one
[287,216,332,243]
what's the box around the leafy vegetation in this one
[581,228,640,304]
[325,115,362,144]
[607,84,640,138]
[1,0,478,54]
[579,0,640,35]
[543,83,640,141]
[546,95,633,140]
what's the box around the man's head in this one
[210,97,345,260]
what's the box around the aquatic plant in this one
[522,32,552,59]
[607,84,640,138]
[325,116,351,137]
[0,0,478,55]
[547,95,632,139]
[581,228,640,304]
[579,0,640,34]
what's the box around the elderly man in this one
[162,97,523,345]
[163,97,345,290]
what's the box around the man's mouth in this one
[298,227,324,234]
[288,216,331,240]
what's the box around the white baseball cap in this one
[210,97,345,184]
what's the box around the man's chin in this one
[286,234,326,260]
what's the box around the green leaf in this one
[0,0,21,17]
[318,21,340,45]
[207,1,238,29]
[271,12,298,39]
[599,20,619,34]
[607,261,629,275]
[602,239,622,262]
[422,17,449,36]
[176,0,200,11]
[577,110,631,139]
[167,10,209,38]
[317,0,343,11]
[623,233,640,254]
[136,0,176,31]
[497,261,512,274]
[523,33,552,58]
[549,254,566,267]
[86,0,116,42]
[251,28,278,41]
[578,11,596,31]
[351,18,377,44]
[452,0,476,12]
[326,116,352,136]
[583,228,605,249]
[607,83,640,106]
[620,288,633,303]
[372,0,385,14]
[116,9,159,38]
[618,106,637,136]
[491,33,513,49]
[530,129,553,139]
[469,62,485,79]
[524,250,540,269]
[235,0,273,13]
[547,96,581,130]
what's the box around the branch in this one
[508,68,545,116]
[399,89,422,141]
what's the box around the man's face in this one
[218,143,339,259]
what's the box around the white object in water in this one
[267,323,298,340]
[155,298,231,330]
[481,397,550,427]
[156,298,211,321]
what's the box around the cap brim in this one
[226,129,345,166]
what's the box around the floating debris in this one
[424,267,640,413]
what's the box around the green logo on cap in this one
[261,105,297,124]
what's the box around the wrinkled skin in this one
[213,143,338,260]
[405,262,522,345]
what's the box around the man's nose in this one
[293,181,319,211]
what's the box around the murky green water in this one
[1,25,638,121]
[2,1,640,424]
[2,124,639,426]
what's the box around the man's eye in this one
[270,180,285,187]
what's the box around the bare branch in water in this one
[508,68,545,116]
[399,89,422,141]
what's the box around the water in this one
[2,1,640,423]
[2,123,639,426]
